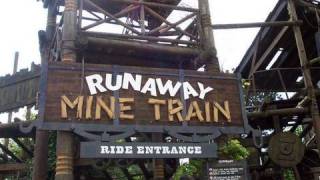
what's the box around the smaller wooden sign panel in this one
[80,142,217,158]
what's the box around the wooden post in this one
[55,0,77,179]
[288,0,320,153]
[198,0,220,73]
[32,130,49,180]
[61,0,78,62]
[4,52,19,148]
[32,1,57,179]
[271,106,285,180]
[55,131,74,180]
[152,133,165,180]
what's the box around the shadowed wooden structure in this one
[2,0,320,179]
[38,0,219,179]
[235,0,320,179]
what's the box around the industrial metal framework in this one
[0,0,320,179]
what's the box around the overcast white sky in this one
[0,0,278,122]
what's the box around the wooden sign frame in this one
[21,61,252,143]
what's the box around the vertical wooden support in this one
[4,52,19,149]
[140,1,146,35]
[32,130,49,180]
[152,133,165,179]
[271,107,285,180]
[55,0,77,179]
[33,2,57,179]
[61,0,78,62]
[55,131,74,180]
[198,0,220,73]
[45,0,57,60]
[288,0,320,152]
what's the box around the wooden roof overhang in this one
[235,0,320,92]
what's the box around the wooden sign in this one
[80,142,217,158]
[268,132,305,167]
[0,66,40,112]
[40,61,244,127]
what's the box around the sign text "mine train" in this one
[61,96,231,122]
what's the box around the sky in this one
[0,0,278,122]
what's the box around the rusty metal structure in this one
[1,0,320,179]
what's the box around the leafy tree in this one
[219,139,250,160]
[172,159,204,180]
[283,168,295,180]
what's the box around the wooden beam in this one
[247,107,308,118]
[288,0,320,153]
[0,143,22,163]
[212,21,302,29]
[82,5,140,30]
[12,138,33,158]
[144,6,196,40]
[0,163,27,173]
[249,26,289,77]
[0,122,34,138]
[107,0,199,12]
[82,31,198,45]
[148,12,196,36]
[85,0,141,35]
[84,37,199,56]
[198,0,220,73]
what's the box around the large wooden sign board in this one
[36,62,248,142]
[0,67,40,112]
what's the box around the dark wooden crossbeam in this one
[0,163,27,173]
[0,143,22,163]
[12,138,33,158]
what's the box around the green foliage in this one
[128,165,144,180]
[294,125,303,136]
[247,92,281,107]
[8,139,23,159]
[104,164,143,180]
[107,166,127,180]
[219,139,250,160]
[172,159,204,180]
[283,168,295,180]
[47,132,57,180]
[242,79,281,108]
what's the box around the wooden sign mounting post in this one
[32,1,57,179]
[198,0,220,73]
[55,0,77,179]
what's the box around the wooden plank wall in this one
[0,64,40,112]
